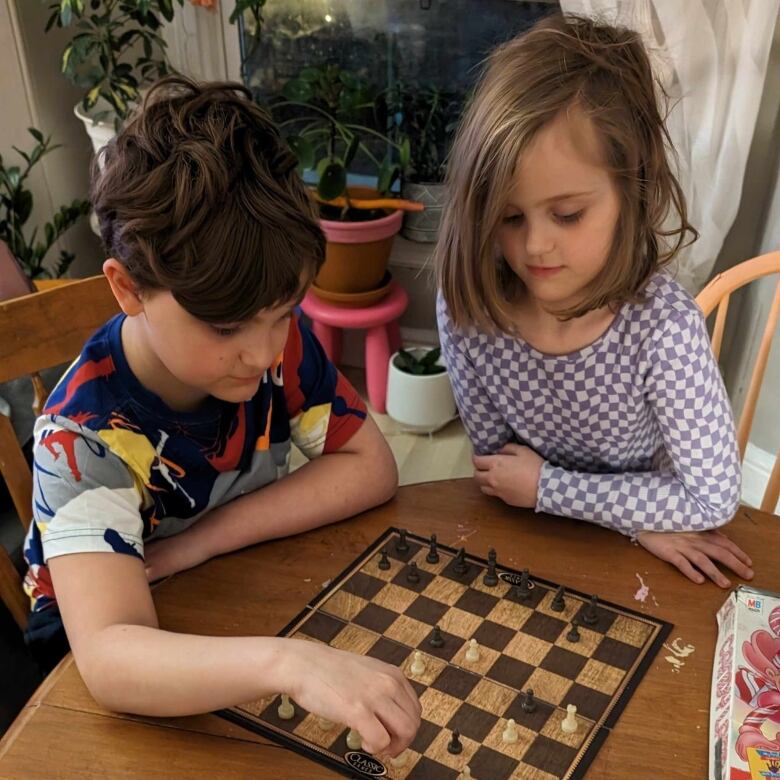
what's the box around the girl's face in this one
[496,109,621,313]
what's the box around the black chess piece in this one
[426,534,440,564]
[550,585,566,612]
[378,548,390,570]
[396,529,410,554]
[582,595,599,626]
[512,569,531,602]
[483,548,498,587]
[429,625,445,648]
[407,561,420,584]
[453,547,468,575]
[447,730,463,755]
[521,688,537,714]
[567,618,581,643]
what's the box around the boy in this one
[21,77,420,757]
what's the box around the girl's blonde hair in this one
[435,14,697,330]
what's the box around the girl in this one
[436,14,753,588]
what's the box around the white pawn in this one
[277,693,295,720]
[410,650,426,676]
[346,728,362,750]
[561,704,578,734]
[465,638,480,663]
[458,766,473,780]
[502,717,519,744]
[390,750,408,768]
[317,717,334,731]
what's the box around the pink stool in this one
[301,282,409,413]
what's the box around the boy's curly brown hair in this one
[92,76,324,323]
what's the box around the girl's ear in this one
[103,259,144,316]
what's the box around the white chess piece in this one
[390,751,408,768]
[410,650,426,676]
[457,765,473,780]
[277,694,295,720]
[346,729,362,750]
[502,717,519,744]
[317,717,334,731]
[465,638,480,663]
[561,704,578,734]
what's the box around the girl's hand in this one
[282,640,421,757]
[472,444,545,508]
[636,529,754,587]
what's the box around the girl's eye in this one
[503,213,524,225]
[555,210,584,224]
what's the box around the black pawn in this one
[513,569,531,602]
[582,595,599,626]
[521,688,537,713]
[429,625,445,648]
[407,561,420,583]
[426,534,440,564]
[567,618,581,643]
[483,548,498,587]
[378,548,390,570]
[550,585,566,612]
[447,729,463,755]
[396,529,410,554]
[453,547,468,575]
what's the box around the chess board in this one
[219,528,672,779]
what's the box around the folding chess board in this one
[219,528,672,779]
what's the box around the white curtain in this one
[559,0,779,293]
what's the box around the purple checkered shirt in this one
[437,273,741,536]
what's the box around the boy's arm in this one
[49,550,420,754]
[144,414,397,581]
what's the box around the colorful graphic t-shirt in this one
[23,313,366,626]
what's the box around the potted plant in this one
[45,0,186,155]
[272,64,418,299]
[385,347,457,434]
[386,83,462,243]
[0,129,90,281]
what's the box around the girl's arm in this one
[535,309,741,536]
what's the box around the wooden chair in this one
[696,250,780,513]
[0,275,119,630]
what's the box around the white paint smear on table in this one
[663,637,695,673]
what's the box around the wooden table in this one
[1,478,777,779]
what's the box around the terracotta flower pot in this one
[316,186,403,295]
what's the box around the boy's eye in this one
[212,325,240,337]
[555,210,584,224]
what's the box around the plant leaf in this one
[316,160,346,201]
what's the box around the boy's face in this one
[135,288,297,405]
[495,108,621,313]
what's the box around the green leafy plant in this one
[45,0,185,123]
[229,0,267,80]
[385,83,462,184]
[273,64,410,211]
[393,347,446,376]
[0,129,90,279]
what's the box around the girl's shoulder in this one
[627,271,703,328]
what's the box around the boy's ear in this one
[103,259,144,316]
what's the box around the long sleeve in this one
[536,309,742,535]
[437,294,513,455]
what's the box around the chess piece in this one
[407,561,420,583]
[550,585,566,612]
[521,688,537,714]
[317,717,334,731]
[483,548,498,587]
[429,625,445,648]
[447,729,463,754]
[390,751,408,768]
[502,718,519,744]
[517,568,532,600]
[453,547,469,575]
[457,767,473,780]
[465,638,480,663]
[378,548,391,570]
[426,534,440,563]
[582,595,599,626]
[567,618,581,643]
[561,704,578,734]
[277,694,295,720]
[410,651,426,676]
[346,729,362,750]
[396,529,410,553]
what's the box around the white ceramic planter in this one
[73,103,116,161]
[386,348,457,434]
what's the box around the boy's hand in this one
[282,640,421,757]
[144,529,211,582]
[636,529,754,587]
[473,444,544,508]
